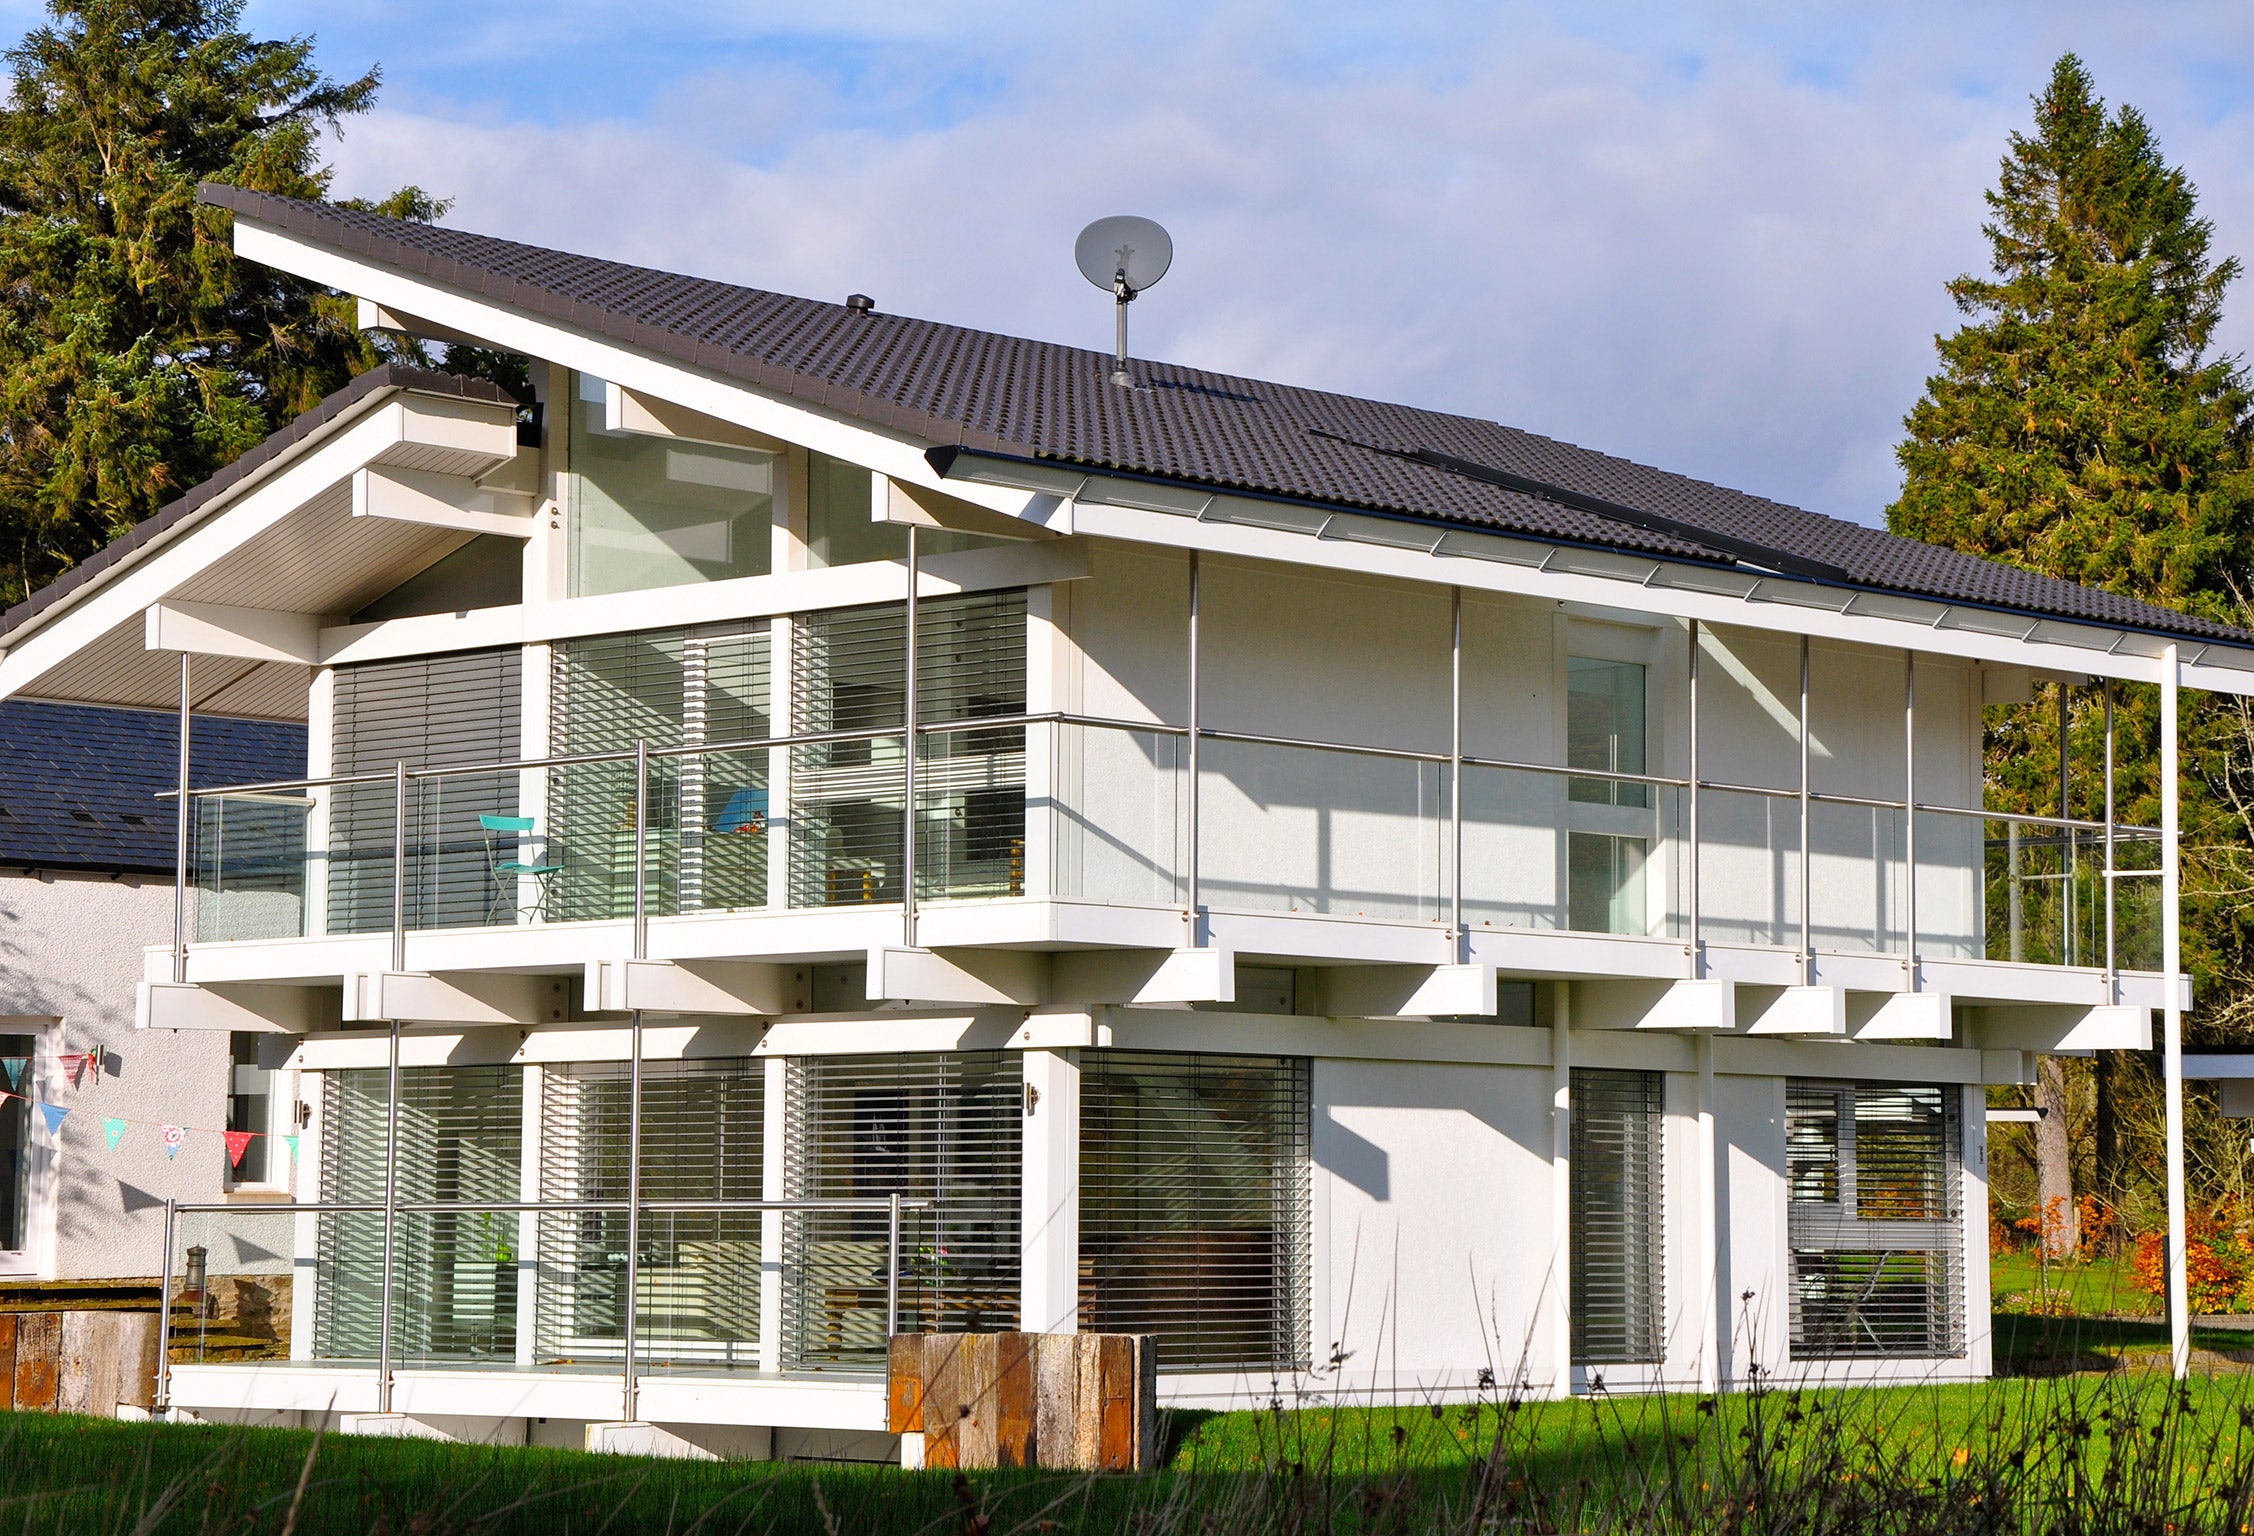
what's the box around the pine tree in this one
[0,0,427,605]
[1892,55,2254,1232]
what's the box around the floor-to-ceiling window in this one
[1570,1067,1664,1367]
[1078,1051,1311,1372]
[1567,655,1651,935]
[567,374,775,597]
[0,1033,31,1255]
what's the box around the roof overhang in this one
[0,379,525,719]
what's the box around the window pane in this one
[227,1032,271,1185]
[569,374,774,596]
[1567,657,1647,808]
[0,1034,30,1251]
[1571,1068,1664,1365]
[1568,832,1646,935]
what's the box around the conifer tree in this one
[0,0,425,604]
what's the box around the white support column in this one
[1697,1031,1720,1391]
[1184,550,1202,943]
[1688,619,1701,977]
[758,1054,788,1373]
[515,1064,544,1368]
[1450,586,1464,964]
[172,653,191,980]
[2163,644,2188,1378]
[1550,982,1572,1396]
[1024,585,1063,900]
[767,617,795,913]
[304,667,335,939]
[1904,651,1917,981]
[1018,1049,1081,1335]
[1798,634,1812,982]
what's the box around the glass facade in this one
[569,374,775,596]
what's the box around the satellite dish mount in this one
[1076,216,1174,387]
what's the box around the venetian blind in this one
[313,1065,523,1364]
[1079,1051,1312,1373]
[1786,1081,1963,1359]
[329,649,522,933]
[1570,1068,1664,1366]
[783,1051,1021,1370]
[534,1058,765,1368]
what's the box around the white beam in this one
[352,465,536,538]
[136,980,330,1033]
[583,958,810,1016]
[1848,991,1951,1041]
[357,298,491,350]
[1969,1004,2152,1054]
[1743,985,1846,1037]
[1301,963,1496,1019]
[884,478,1058,542]
[350,971,569,1027]
[1049,947,1233,1005]
[143,600,321,664]
[1591,978,1732,1032]
[867,946,1048,1006]
[605,381,787,452]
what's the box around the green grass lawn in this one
[1990,1249,2159,1318]
[5,1349,2254,1533]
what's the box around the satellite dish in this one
[1075,216,1173,385]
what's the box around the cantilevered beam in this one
[144,600,321,664]
[352,465,536,537]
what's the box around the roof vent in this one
[845,293,875,316]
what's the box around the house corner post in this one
[1019,1049,1081,1336]
[1550,982,1571,1397]
[172,653,191,981]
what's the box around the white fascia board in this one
[144,600,321,664]
[2186,1054,2254,1079]
[0,399,417,703]
[233,221,1044,524]
[1064,500,2188,690]
[311,535,1089,666]
[1709,1036,1985,1084]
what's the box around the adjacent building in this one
[0,185,2233,1454]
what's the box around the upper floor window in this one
[806,450,1005,569]
[1567,655,1651,934]
[569,374,775,596]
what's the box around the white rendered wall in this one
[0,870,265,1282]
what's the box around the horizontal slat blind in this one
[534,1058,764,1367]
[314,1065,522,1364]
[330,650,521,933]
[789,592,1026,907]
[1571,1067,1663,1365]
[549,623,769,919]
[1786,1081,1963,1359]
[1079,1051,1311,1372]
[784,1052,1021,1370]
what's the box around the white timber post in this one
[1018,1049,1081,1335]
[758,1054,789,1373]
[1698,1030,1720,1391]
[1550,982,1571,1396]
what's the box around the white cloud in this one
[313,2,2254,526]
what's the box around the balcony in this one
[182,710,2167,1004]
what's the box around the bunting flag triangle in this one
[1,1058,24,1090]
[161,1125,186,1160]
[223,1130,255,1169]
[37,1103,67,1137]
[101,1116,127,1150]
[64,1052,91,1090]
[282,1133,300,1164]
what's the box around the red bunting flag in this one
[64,1052,94,1089]
[223,1130,255,1169]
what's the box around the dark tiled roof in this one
[0,701,305,874]
[0,365,514,641]
[100,186,2249,647]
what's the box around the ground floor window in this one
[1078,1051,1311,1372]
[535,1058,763,1368]
[0,1032,29,1253]
[1570,1067,1664,1366]
[784,1052,1021,1369]
[1786,1080,1964,1359]
[314,1065,522,1363]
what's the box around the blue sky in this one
[15,1,2254,526]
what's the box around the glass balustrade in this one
[182,724,2173,976]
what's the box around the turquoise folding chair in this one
[481,814,563,923]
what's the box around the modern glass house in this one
[0,186,2234,1457]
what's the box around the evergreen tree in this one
[1891,53,2254,615]
[0,0,426,605]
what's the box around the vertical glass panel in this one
[569,374,775,597]
[227,1032,272,1186]
[1048,724,1187,906]
[0,1033,28,1251]
[1568,831,1647,935]
[1567,657,1647,808]
[1570,1068,1663,1366]
[315,1067,523,1365]
[785,1053,1021,1370]
[805,451,1002,569]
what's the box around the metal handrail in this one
[153,1192,931,1420]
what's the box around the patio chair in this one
[480,814,564,923]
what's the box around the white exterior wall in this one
[0,869,264,1282]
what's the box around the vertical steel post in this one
[1798,635,1812,982]
[623,741,648,1422]
[2061,682,2075,965]
[1904,652,1918,979]
[1184,551,1201,938]
[902,526,920,946]
[378,758,406,1414]
[1450,586,1464,961]
[154,1199,176,1418]
[2105,681,2117,1000]
[2163,646,2187,1378]
[885,1191,903,1339]
[172,654,191,983]
[1688,621,1701,976]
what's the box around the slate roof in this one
[199,185,2254,647]
[0,701,305,874]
